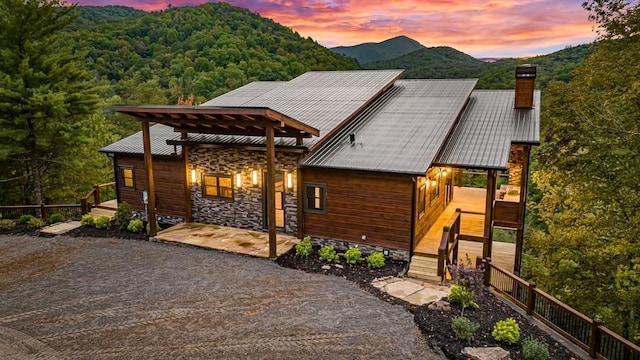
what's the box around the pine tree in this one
[0,0,100,204]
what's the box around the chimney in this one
[514,65,536,108]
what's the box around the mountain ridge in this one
[330,35,425,65]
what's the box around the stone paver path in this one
[372,277,450,306]
[0,235,443,360]
[39,221,81,235]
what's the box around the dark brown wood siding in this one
[114,154,187,218]
[302,168,413,251]
[414,168,447,242]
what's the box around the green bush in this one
[114,202,133,229]
[127,219,144,233]
[19,214,35,224]
[522,338,549,360]
[48,213,64,224]
[451,316,480,343]
[344,247,362,264]
[80,214,94,226]
[295,236,313,256]
[492,318,520,344]
[366,251,385,268]
[0,219,16,230]
[27,217,46,229]
[448,285,478,314]
[319,245,337,262]
[94,216,111,229]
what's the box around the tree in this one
[0,0,101,204]
[524,0,640,343]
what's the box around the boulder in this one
[462,347,510,360]
[427,300,451,312]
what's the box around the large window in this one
[203,174,233,199]
[304,183,326,214]
[119,166,134,190]
[430,176,440,205]
[418,183,426,216]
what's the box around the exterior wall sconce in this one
[235,173,242,189]
[190,169,198,185]
[287,172,293,190]
[252,169,259,186]
[431,179,437,187]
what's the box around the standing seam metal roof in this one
[433,90,540,169]
[99,124,181,156]
[301,79,478,175]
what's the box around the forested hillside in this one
[330,35,425,64]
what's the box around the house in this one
[100,67,540,280]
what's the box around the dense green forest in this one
[330,35,425,65]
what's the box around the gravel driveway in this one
[0,235,443,359]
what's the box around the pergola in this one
[115,105,320,258]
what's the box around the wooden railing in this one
[477,257,640,359]
[80,182,116,214]
[0,204,82,220]
[437,208,461,282]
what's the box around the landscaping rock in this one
[428,300,451,312]
[462,347,510,360]
[334,264,344,269]
[321,265,331,270]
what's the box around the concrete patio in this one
[154,222,299,258]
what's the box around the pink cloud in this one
[73,0,597,57]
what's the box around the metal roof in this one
[301,79,478,175]
[433,90,541,169]
[200,81,284,107]
[99,124,180,156]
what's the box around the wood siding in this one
[302,168,413,251]
[414,168,448,245]
[115,154,187,218]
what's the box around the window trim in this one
[418,182,426,217]
[429,175,441,206]
[119,166,135,191]
[303,183,327,214]
[202,174,234,199]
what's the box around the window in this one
[203,175,233,199]
[304,183,326,214]
[429,176,440,205]
[418,183,426,216]
[119,167,134,190]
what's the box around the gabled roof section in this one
[433,90,541,169]
[99,124,180,156]
[200,81,284,107]
[301,79,478,175]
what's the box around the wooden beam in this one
[514,145,531,275]
[266,126,277,258]
[170,126,313,138]
[483,169,496,258]
[142,120,157,236]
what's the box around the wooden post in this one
[40,203,47,220]
[589,318,603,358]
[514,145,531,275]
[142,120,157,237]
[93,185,101,205]
[296,166,304,239]
[484,170,496,258]
[483,257,492,286]
[526,282,536,315]
[182,145,192,223]
[266,126,277,258]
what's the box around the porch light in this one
[190,169,198,185]
[287,172,293,190]
[431,179,437,187]
[252,169,259,186]
[236,173,242,188]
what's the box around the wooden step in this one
[89,208,115,220]
[408,255,441,282]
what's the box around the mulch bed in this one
[65,225,148,241]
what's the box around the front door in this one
[263,171,285,229]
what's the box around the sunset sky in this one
[75,0,598,58]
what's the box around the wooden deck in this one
[413,186,516,272]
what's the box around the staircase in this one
[88,199,117,220]
[407,254,441,282]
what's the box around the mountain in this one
[67,5,146,30]
[366,46,485,79]
[330,35,425,64]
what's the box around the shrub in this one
[48,213,64,224]
[127,219,144,233]
[318,245,337,262]
[19,214,35,224]
[80,214,94,226]
[295,236,313,256]
[27,217,46,229]
[448,285,478,314]
[366,251,385,268]
[448,256,484,297]
[522,338,549,360]
[451,316,480,343]
[0,219,16,230]
[492,318,520,344]
[114,202,133,230]
[94,216,110,229]
[344,247,362,264]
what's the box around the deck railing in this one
[477,257,640,359]
[437,208,461,282]
[0,204,83,220]
[80,182,116,214]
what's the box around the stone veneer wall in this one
[132,211,184,226]
[190,147,299,234]
[308,236,410,262]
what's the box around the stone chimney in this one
[514,65,536,108]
